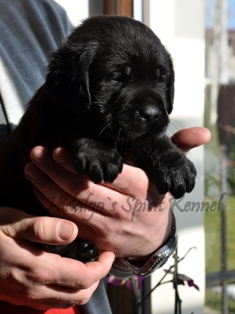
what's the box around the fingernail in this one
[58,221,75,240]
[30,147,44,164]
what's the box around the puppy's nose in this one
[138,105,160,121]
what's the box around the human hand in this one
[24,127,211,259]
[0,207,114,310]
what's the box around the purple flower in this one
[164,270,200,291]
[106,275,145,290]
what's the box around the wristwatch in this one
[114,212,177,276]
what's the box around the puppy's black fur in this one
[0,16,196,260]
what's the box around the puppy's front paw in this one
[155,155,196,199]
[70,138,123,183]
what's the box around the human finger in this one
[0,207,78,245]
[171,126,211,153]
[33,251,115,289]
[53,147,151,200]
[26,148,127,213]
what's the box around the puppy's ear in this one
[166,72,175,114]
[45,44,96,113]
[168,81,174,114]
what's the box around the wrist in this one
[127,207,174,262]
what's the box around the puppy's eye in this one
[113,66,132,85]
[155,68,166,83]
[124,66,131,77]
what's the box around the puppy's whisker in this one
[98,122,114,139]
[166,120,184,136]
[98,119,119,142]
[115,127,122,150]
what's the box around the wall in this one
[55,0,88,25]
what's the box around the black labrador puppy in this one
[0,16,196,261]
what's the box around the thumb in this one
[0,207,78,245]
[171,127,211,153]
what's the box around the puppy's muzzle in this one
[136,94,164,122]
[138,104,160,121]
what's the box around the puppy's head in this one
[46,16,174,142]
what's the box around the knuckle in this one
[77,294,92,305]
[76,285,99,305]
[76,276,93,290]
[31,217,46,242]
[25,265,53,286]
